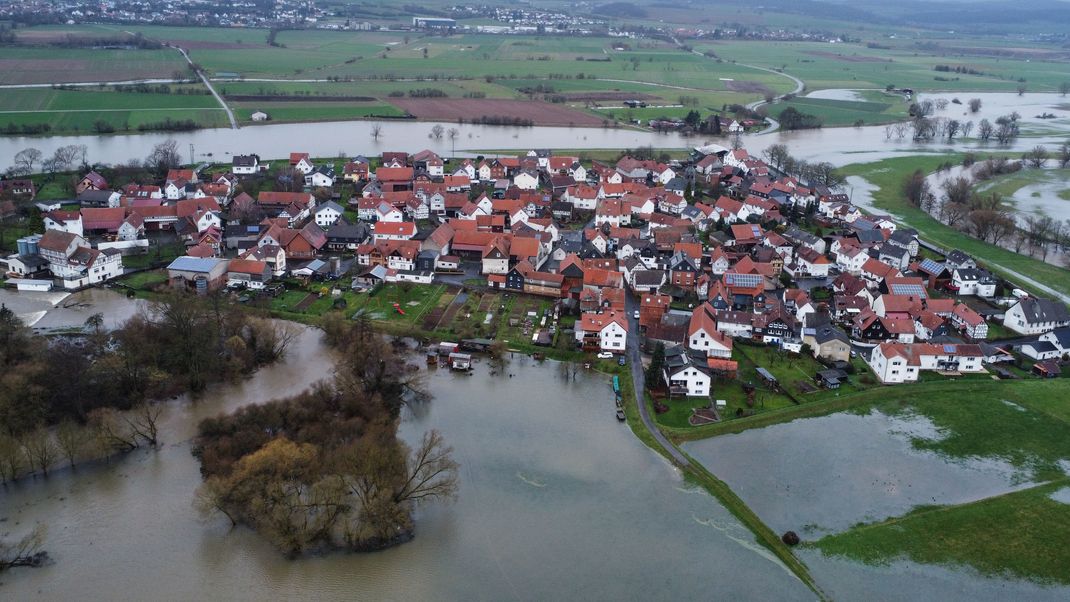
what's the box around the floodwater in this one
[0,293,810,600]
[683,409,1070,600]
[2,92,1070,169]
[682,410,1033,535]
[0,287,150,330]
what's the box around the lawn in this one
[839,155,1070,299]
[118,269,169,290]
[812,479,1070,585]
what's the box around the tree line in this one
[192,314,458,556]
[904,145,1070,265]
[0,294,296,483]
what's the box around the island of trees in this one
[192,314,458,556]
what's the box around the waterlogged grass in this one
[871,380,1070,482]
[839,155,1070,298]
[812,479,1070,585]
[973,167,1070,199]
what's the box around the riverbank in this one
[838,155,1070,301]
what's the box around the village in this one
[3,141,1069,427]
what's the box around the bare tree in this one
[125,402,163,448]
[12,148,42,175]
[762,143,790,172]
[903,169,930,207]
[0,433,24,483]
[447,127,459,156]
[935,98,949,111]
[430,124,444,139]
[977,118,993,141]
[55,420,87,468]
[20,428,57,477]
[0,524,48,571]
[370,123,382,141]
[145,139,181,175]
[960,120,974,139]
[393,430,459,506]
[1060,82,1070,97]
[1058,141,1070,169]
[968,98,982,113]
[1016,84,1027,96]
[945,119,960,141]
[1023,145,1049,169]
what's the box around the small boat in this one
[615,409,626,421]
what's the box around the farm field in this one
[770,92,911,127]
[387,97,607,126]
[233,101,407,124]
[0,46,187,85]
[697,40,1070,93]
[0,107,229,135]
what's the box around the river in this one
[2,92,1069,170]
[0,289,811,600]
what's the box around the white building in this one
[1002,298,1070,335]
[575,310,629,352]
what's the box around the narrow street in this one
[624,292,690,467]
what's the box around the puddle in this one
[1051,487,1070,504]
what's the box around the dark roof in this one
[1017,298,1070,325]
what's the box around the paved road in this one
[624,293,690,467]
[172,45,238,130]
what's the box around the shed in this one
[816,368,848,389]
[755,367,778,388]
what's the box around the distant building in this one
[250,111,269,122]
[413,17,456,29]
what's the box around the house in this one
[232,154,260,175]
[37,230,124,289]
[0,178,36,200]
[78,189,121,208]
[166,256,230,294]
[1018,327,1070,360]
[251,111,269,121]
[343,161,370,183]
[803,321,852,362]
[372,221,417,243]
[313,201,345,228]
[662,345,712,397]
[305,165,336,188]
[1003,297,1070,335]
[290,153,315,174]
[688,305,734,358]
[868,342,985,384]
[325,221,369,252]
[951,268,996,297]
[575,310,629,352]
[481,239,510,275]
[43,210,84,237]
[76,171,108,194]
[227,259,272,290]
[951,303,988,339]
[513,170,539,191]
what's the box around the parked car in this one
[618,355,627,366]
[632,310,640,319]
[597,351,614,359]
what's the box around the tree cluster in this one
[0,295,295,481]
[193,314,458,556]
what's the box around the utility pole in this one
[189,143,195,166]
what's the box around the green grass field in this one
[698,40,1070,93]
[839,155,1070,299]
[813,480,1070,584]
[0,86,228,134]
[973,167,1070,200]
[0,45,187,85]
[233,102,407,123]
[771,92,910,126]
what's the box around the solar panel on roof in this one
[918,258,944,274]
[890,283,927,298]
[943,344,956,353]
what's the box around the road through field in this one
[170,45,237,129]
